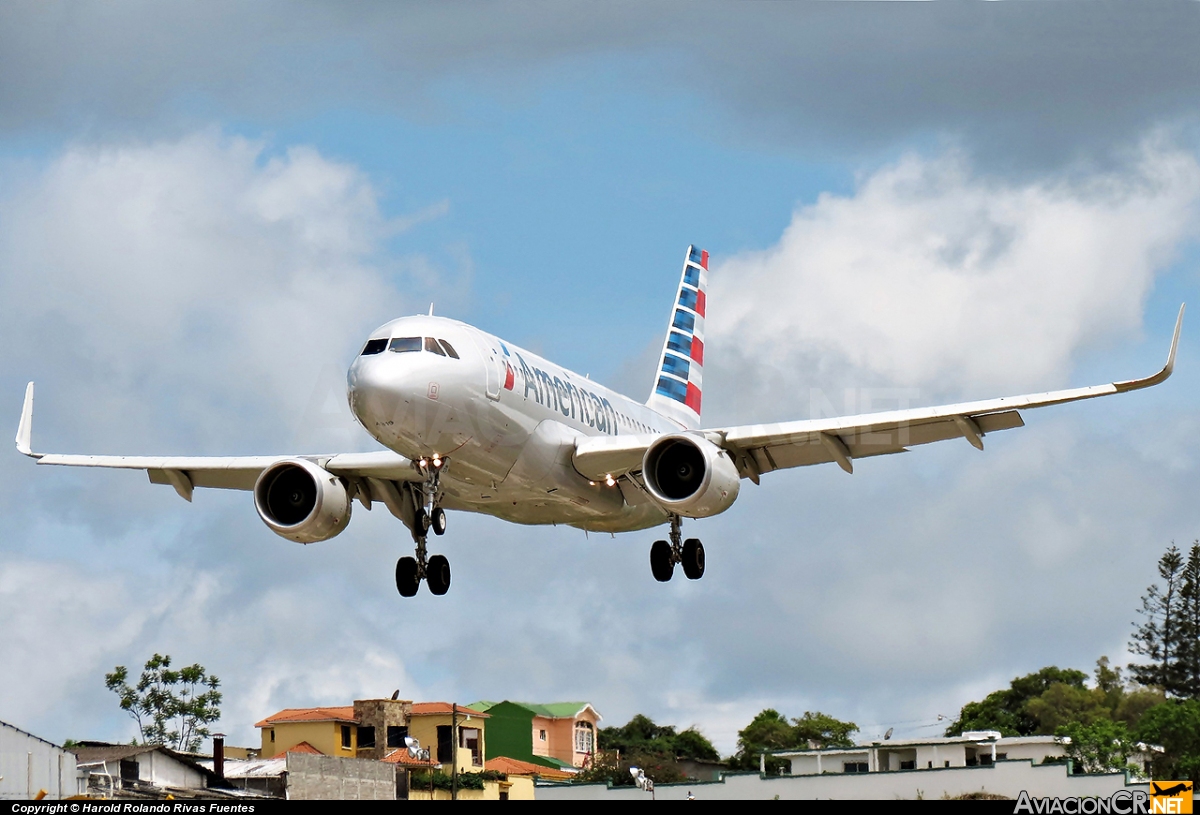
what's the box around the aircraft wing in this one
[574,304,1184,482]
[14,383,422,501]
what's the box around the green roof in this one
[465,701,498,713]
[510,702,595,719]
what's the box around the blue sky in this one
[3,1,1200,756]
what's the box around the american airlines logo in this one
[513,352,620,435]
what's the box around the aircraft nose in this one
[347,354,401,422]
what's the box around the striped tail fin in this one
[647,245,707,430]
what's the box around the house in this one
[256,698,489,773]
[72,743,224,796]
[771,731,1065,775]
[0,719,81,799]
[467,701,601,771]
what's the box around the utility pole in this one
[451,703,458,801]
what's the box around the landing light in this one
[605,474,616,487]
[433,456,442,468]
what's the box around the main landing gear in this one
[395,456,452,598]
[650,515,704,582]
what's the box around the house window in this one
[574,722,594,754]
[436,725,453,763]
[341,725,352,750]
[270,729,275,743]
[357,726,376,749]
[460,727,482,766]
[900,760,915,770]
[387,726,408,748]
[996,753,1007,761]
[843,762,868,773]
[538,729,547,741]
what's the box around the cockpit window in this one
[438,339,459,359]
[361,339,388,356]
[424,337,446,356]
[389,337,421,353]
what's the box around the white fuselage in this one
[346,315,677,532]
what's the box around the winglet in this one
[1115,303,1185,392]
[16,382,36,457]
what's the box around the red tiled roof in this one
[254,706,358,728]
[382,749,440,768]
[485,756,574,780]
[285,742,323,756]
[410,702,489,718]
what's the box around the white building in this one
[0,719,81,800]
[73,744,218,795]
[774,731,1064,775]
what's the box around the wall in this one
[480,702,536,763]
[139,751,206,789]
[536,760,1152,801]
[352,699,413,761]
[284,753,396,800]
[260,721,352,758]
[0,724,79,800]
[408,713,486,772]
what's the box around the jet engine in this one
[642,434,740,518]
[253,458,352,543]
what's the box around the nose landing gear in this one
[395,457,452,597]
[649,515,704,582]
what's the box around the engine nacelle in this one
[253,459,352,543]
[642,434,740,518]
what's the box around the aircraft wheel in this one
[431,507,447,536]
[395,557,420,597]
[650,540,674,582]
[427,554,452,596]
[682,538,705,580]
[415,508,431,534]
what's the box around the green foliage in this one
[728,708,858,774]
[104,653,221,752]
[1025,684,1112,733]
[1056,719,1136,774]
[597,714,718,765]
[577,714,720,785]
[1129,541,1200,698]
[946,666,1087,736]
[1134,699,1200,782]
[572,745,686,786]
[410,771,487,791]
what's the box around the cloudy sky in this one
[3,1,1200,756]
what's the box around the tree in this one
[1056,719,1136,775]
[1134,699,1200,782]
[1129,543,1185,693]
[105,653,221,752]
[792,711,857,749]
[1176,543,1200,698]
[728,709,858,774]
[946,666,1088,736]
[1025,683,1111,733]
[585,714,718,784]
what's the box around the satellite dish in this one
[884,727,894,741]
[405,736,421,758]
[391,690,400,700]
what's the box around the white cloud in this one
[708,138,1200,408]
[0,130,428,456]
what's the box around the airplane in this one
[1152,782,1193,797]
[14,246,1186,598]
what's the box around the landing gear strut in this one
[650,515,704,582]
[395,457,452,597]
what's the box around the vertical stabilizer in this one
[647,246,707,429]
